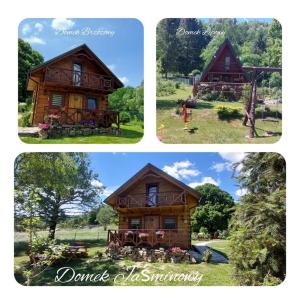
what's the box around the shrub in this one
[157,79,176,96]
[175,82,181,89]
[197,227,210,240]
[18,111,32,127]
[202,249,213,263]
[191,69,201,76]
[217,106,242,120]
[119,111,131,124]
[18,102,28,113]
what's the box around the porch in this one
[44,106,120,129]
[107,229,187,248]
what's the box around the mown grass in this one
[157,86,282,144]
[14,227,235,286]
[19,123,144,144]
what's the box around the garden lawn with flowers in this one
[156,86,282,144]
[14,226,235,286]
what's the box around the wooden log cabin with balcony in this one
[105,163,201,249]
[193,38,249,99]
[27,44,123,128]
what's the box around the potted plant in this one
[170,247,186,263]
[155,230,165,239]
[139,232,149,241]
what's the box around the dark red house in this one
[193,39,249,99]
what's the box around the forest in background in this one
[156,18,282,97]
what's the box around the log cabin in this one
[105,163,201,249]
[27,44,123,128]
[193,38,249,99]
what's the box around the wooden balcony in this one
[44,67,113,91]
[107,229,186,248]
[44,106,119,128]
[117,191,187,208]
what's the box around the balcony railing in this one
[44,67,113,91]
[44,106,119,128]
[107,229,186,248]
[117,191,187,208]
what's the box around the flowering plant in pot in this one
[125,230,134,238]
[155,230,165,238]
[139,232,149,240]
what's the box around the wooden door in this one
[68,94,83,123]
[144,215,160,230]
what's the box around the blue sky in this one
[18,18,144,87]
[89,152,247,202]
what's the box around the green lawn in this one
[14,227,236,286]
[157,87,282,144]
[19,123,143,144]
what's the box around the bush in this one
[202,249,213,263]
[119,111,131,124]
[191,69,201,76]
[18,102,28,113]
[217,106,242,120]
[157,79,177,96]
[18,111,32,127]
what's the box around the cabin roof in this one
[104,163,201,205]
[29,44,124,88]
[199,38,245,81]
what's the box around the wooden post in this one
[249,78,257,138]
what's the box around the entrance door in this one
[68,94,83,124]
[144,215,160,231]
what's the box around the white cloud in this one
[34,22,44,32]
[108,64,116,71]
[219,152,246,164]
[91,179,104,189]
[189,177,220,188]
[210,161,232,173]
[51,18,75,31]
[24,36,46,45]
[235,188,248,197]
[119,76,129,84]
[102,186,118,198]
[22,23,31,35]
[211,152,247,173]
[163,160,200,180]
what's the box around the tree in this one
[18,38,44,102]
[96,205,117,230]
[176,19,206,75]
[108,83,144,122]
[229,153,286,285]
[15,153,103,239]
[156,18,180,78]
[191,183,235,235]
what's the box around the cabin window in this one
[225,56,230,71]
[51,93,64,107]
[129,218,141,229]
[146,184,159,207]
[73,63,82,86]
[87,97,97,110]
[163,217,177,230]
